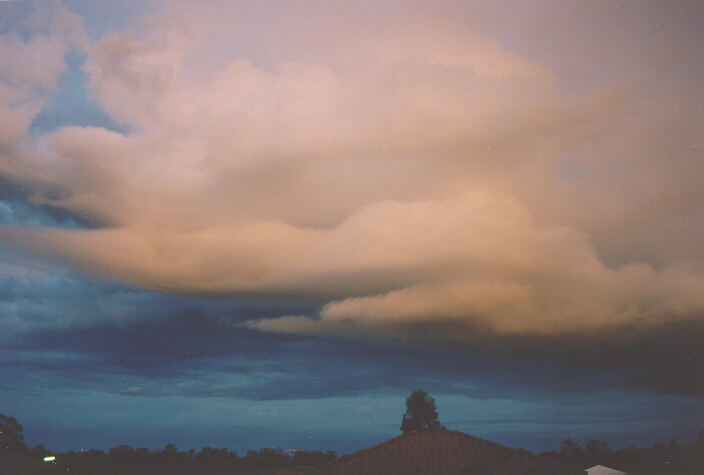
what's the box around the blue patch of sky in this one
[0,1,34,35]
[29,47,128,135]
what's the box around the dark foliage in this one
[1,412,701,475]
[0,414,338,475]
[401,388,444,433]
[27,445,337,475]
[539,435,704,475]
[0,413,28,452]
[291,449,337,468]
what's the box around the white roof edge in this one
[585,465,627,474]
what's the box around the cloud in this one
[0,1,87,201]
[0,271,163,336]
[0,308,651,399]
[1,2,703,351]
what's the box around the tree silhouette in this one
[401,389,443,433]
[0,413,27,452]
[559,438,580,457]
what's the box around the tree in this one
[30,444,49,459]
[0,413,27,452]
[559,438,580,457]
[585,439,608,455]
[162,443,178,454]
[291,450,337,468]
[400,389,443,433]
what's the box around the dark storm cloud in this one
[3,307,639,402]
[0,199,99,229]
[448,319,704,396]
[0,172,106,230]
[0,175,30,201]
[259,313,704,396]
[0,259,318,331]
[0,272,170,336]
[12,312,306,360]
[413,317,704,396]
[0,174,119,232]
[1,263,699,398]
[550,322,704,396]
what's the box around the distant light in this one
[43,456,56,462]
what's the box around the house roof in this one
[304,430,575,475]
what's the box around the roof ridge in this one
[306,430,526,473]
[307,431,419,472]
[444,430,526,454]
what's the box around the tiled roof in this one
[304,430,574,475]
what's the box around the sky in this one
[0,0,703,455]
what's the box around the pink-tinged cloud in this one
[1,1,703,339]
[0,2,85,179]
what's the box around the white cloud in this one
[1,1,703,340]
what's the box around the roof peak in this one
[306,429,528,473]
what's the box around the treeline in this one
[3,411,703,475]
[2,411,337,474]
[35,444,336,474]
[537,434,704,475]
